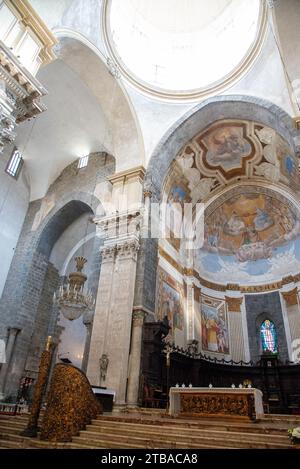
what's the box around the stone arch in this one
[146,95,297,199]
[139,95,299,340]
[34,188,103,258]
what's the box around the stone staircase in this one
[0,411,299,449]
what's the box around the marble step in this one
[71,435,231,450]
[264,414,300,424]
[84,422,290,445]
[92,417,291,436]
[0,422,28,432]
[76,428,292,449]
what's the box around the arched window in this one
[260,319,278,354]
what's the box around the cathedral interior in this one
[1,0,300,451]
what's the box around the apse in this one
[162,118,299,287]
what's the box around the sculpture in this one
[99,353,109,384]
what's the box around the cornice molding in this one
[9,0,57,64]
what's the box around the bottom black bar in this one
[0,448,296,466]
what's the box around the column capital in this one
[281,287,298,306]
[225,296,243,313]
[132,310,146,327]
[100,244,116,263]
[116,239,140,261]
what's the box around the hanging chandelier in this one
[53,256,95,321]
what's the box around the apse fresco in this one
[165,185,187,250]
[204,194,300,262]
[203,126,252,170]
[201,297,229,354]
[156,269,184,336]
[196,190,300,284]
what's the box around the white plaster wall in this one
[29,0,74,30]
[275,0,300,83]
[15,58,113,201]
[0,144,30,297]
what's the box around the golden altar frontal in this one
[169,387,264,421]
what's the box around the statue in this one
[99,353,109,384]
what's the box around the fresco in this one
[204,193,300,263]
[195,189,300,285]
[201,297,229,354]
[203,125,252,170]
[165,185,187,250]
[156,268,184,339]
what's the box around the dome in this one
[104,0,266,99]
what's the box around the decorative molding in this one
[282,275,295,286]
[225,296,243,313]
[240,282,282,293]
[158,247,184,275]
[0,40,48,151]
[226,284,240,291]
[9,0,57,64]
[281,288,298,307]
[107,166,146,185]
[106,57,121,79]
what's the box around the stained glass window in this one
[260,320,278,353]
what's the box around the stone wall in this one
[0,143,30,298]
[0,152,115,399]
[245,292,289,363]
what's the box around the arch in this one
[53,30,145,171]
[146,95,297,198]
[34,190,102,259]
[37,200,94,258]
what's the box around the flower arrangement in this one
[288,427,300,444]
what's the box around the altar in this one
[169,387,264,421]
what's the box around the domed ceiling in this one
[104,0,266,99]
[163,119,300,286]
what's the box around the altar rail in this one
[0,403,28,415]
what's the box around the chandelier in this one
[53,256,95,321]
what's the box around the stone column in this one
[127,310,145,407]
[225,296,245,362]
[86,245,116,386]
[0,327,21,399]
[81,312,94,374]
[281,288,299,361]
[141,184,152,239]
[87,211,142,407]
[184,277,195,343]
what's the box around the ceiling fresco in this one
[163,120,298,207]
[162,119,300,285]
